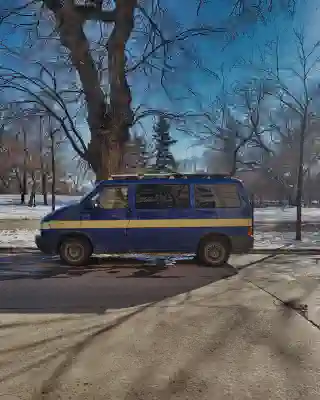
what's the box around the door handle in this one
[110,214,120,218]
[81,214,91,220]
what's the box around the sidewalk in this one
[1,253,320,399]
[239,253,320,327]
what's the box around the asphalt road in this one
[1,253,320,400]
[0,253,250,314]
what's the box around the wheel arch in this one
[57,231,94,254]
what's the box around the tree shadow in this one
[0,253,242,314]
[0,253,235,281]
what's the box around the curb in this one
[250,247,320,254]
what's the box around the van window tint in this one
[135,184,190,209]
[94,186,128,209]
[195,184,240,208]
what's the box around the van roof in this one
[95,173,242,185]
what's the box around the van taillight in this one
[248,226,253,236]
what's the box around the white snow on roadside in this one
[0,230,38,248]
[255,231,320,249]
[254,207,320,223]
[0,194,81,220]
[0,205,57,220]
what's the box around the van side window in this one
[135,184,190,209]
[94,186,128,209]
[195,184,240,208]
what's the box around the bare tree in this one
[38,116,49,205]
[190,75,274,175]
[0,100,68,205]
[48,118,58,211]
[261,31,320,240]
[0,0,297,181]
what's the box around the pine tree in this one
[137,135,150,169]
[124,134,150,172]
[152,116,177,172]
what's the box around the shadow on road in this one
[0,254,237,281]
[0,253,241,314]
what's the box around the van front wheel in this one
[198,237,230,267]
[59,236,92,266]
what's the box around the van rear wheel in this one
[59,236,92,266]
[198,237,230,267]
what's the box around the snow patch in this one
[0,230,38,248]
[254,207,320,223]
[0,194,81,220]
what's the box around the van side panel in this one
[127,225,250,253]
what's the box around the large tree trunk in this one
[87,0,135,179]
[49,0,136,180]
[87,126,128,181]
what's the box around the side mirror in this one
[83,199,94,209]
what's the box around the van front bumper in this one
[35,234,54,254]
[231,235,254,254]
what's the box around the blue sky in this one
[1,0,320,164]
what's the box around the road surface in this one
[0,253,258,313]
[0,253,320,399]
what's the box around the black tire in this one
[59,236,92,266]
[197,237,230,267]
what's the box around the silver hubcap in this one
[65,242,84,262]
[205,243,225,263]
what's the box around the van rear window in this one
[195,184,241,208]
[135,184,190,209]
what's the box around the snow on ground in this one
[0,230,38,248]
[1,229,320,250]
[254,207,320,223]
[0,194,81,220]
[254,231,320,249]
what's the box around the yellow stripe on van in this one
[129,218,251,228]
[42,218,252,230]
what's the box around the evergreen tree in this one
[152,116,177,171]
[137,135,150,169]
[124,134,150,172]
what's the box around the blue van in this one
[35,173,253,267]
